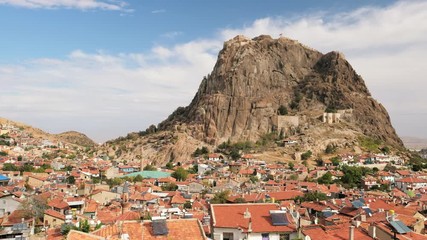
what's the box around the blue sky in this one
[1,0,426,143]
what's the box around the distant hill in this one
[401,136,427,150]
[0,117,96,148]
[100,35,403,165]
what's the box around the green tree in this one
[184,202,192,209]
[325,144,337,154]
[211,190,230,204]
[67,176,76,184]
[249,175,259,183]
[234,197,246,203]
[0,151,8,156]
[301,150,312,160]
[288,162,295,170]
[171,167,189,181]
[2,163,18,171]
[161,183,178,191]
[330,157,341,166]
[230,149,241,160]
[278,105,288,115]
[78,219,90,233]
[318,172,333,185]
[296,191,328,202]
[290,174,299,180]
[315,158,324,166]
[60,223,74,235]
[133,174,143,182]
[143,164,157,171]
[165,161,174,170]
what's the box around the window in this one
[279,233,290,240]
[261,233,269,240]
[223,232,233,240]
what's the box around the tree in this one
[278,105,288,115]
[325,144,337,154]
[171,167,189,181]
[288,162,295,170]
[340,166,372,189]
[301,151,312,160]
[211,190,230,204]
[20,196,48,220]
[2,163,18,171]
[188,164,198,174]
[318,172,333,184]
[165,161,174,170]
[330,157,341,166]
[161,183,178,191]
[143,164,157,171]
[234,197,246,203]
[249,175,259,183]
[290,174,299,180]
[381,146,390,155]
[60,223,74,235]
[230,149,241,160]
[184,202,192,209]
[78,219,90,233]
[315,158,324,167]
[67,176,76,184]
[296,191,328,202]
[17,155,23,161]
[133,174,143,182]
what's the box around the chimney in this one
[371,224,377,238]
[244,208,251,219]
[247,218,252,232]
[349,226,355,240]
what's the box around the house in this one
[0,194,21,217]
[198,164,210,176]
[0,174,10,186]
[91,190,121,205]
[395,177,427,191]
[44,209,66,228]
[118,165,135,174]
[210,203,297,240]
[74,218,207,240]
[209,153,223,162]
[27,174,48,188]
[189,182,205,193]
[362,176,380,190]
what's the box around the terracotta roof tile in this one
[211,203,296,233]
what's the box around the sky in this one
[0,0,426,143]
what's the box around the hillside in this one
[100,35,403,165]
[0,117,96,148]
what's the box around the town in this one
[1,122,427,240]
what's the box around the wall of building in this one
[273,116,299,131]
[44,215,65,228]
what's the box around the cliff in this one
[103,35,403,164]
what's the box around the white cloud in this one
[0,0,129,11]
[151,9,165,14]
[219,0,427,138]
[1,0,426,141]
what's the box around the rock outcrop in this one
[159,35,402,147]
[104,35,403,164]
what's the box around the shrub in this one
[301,150,312,160]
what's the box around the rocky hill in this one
[101,35,403,165]
[0,117,96,148]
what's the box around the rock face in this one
[159,35,402,147]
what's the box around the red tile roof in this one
[211,203,296,233]
[92,219,206,240]
[45,209,66,220]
